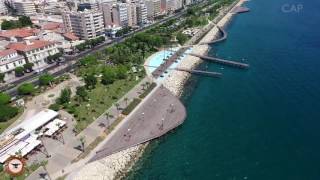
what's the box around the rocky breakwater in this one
[163,0,245,96]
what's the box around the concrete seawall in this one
[163,0,246,96]
[65,1,246,179]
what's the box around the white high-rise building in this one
[13,0,36,16]
[62,9,104,40]
[136,2,147,25]
[167,0,183,11]
[144,0,161,19]
[0,0,8,15]
[112,3,128,26]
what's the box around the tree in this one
[49,103,60,111]
[18,83,35,95]
[1,20,15,30]
[76,86,88,101]
[0,105,18,122]
[105,112,111,130]
[79,136,86,152]
[84,74,97,89]
[176,32,188,45]
[57,88,71,104]
[0,93,11,105]
[141,84,146,90]
[39,74,54,86]
[18,16,33,27]
[124,97,129,106]
[0,73,5,83]
[116,65,127,79]
[23,62,34,72]
[14,67,24,77]
[101,67,116,85]
[115,103,121,113]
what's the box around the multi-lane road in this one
[1,10,187,97]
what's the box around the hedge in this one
[122,98,141,115]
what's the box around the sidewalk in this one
[26,76,151,180]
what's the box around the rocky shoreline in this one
[68,1,246,179]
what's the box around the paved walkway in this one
[26,76,151,180]
[4,74,83,133]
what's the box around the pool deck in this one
[144,47,193,83]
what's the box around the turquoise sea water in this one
[130,0,320,179]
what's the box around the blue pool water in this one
[147,48,193,82]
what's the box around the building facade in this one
[13,0,37,16]
[7,40,59,69]
[0,49,26,79]
[136,2,148,25]
[144,0,161,19]
[62,10,104,40]
[0,0,8,15]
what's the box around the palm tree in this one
[124,97,129,106]
[141,84,146,90]
[55,122,65,144]
[105,112,111,130]
[79,136,86,152]
[145,82,150,88]
[115,103,120,112]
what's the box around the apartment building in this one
[0,0,8,15]
[0,49,26,80]
[167,0,183,11]
[144,0,161,20]
[112,3,128,27]
[62,9,104,40]
[101,2,113,27]
[127,3,138,27]
[7,40,59,69]
[136,2,148,25]
[13,0,36,16]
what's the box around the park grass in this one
[0,107,23,134]
[70,75,143,133]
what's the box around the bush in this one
[57,88,71,104]
[122,98,141,115]
[39,74,54,86]
[0,93,11,105]
[139,82,157,99]
[49,103,60,111]
[0,105,18,122]
[18,83,35,95]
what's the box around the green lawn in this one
[68,75,144,133]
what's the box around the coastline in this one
[163,0,245,97]
[67,1,246,179]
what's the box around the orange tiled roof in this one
[62,32,79,41]
[6,40,55,52]
[41,22,63,30]
[0,49,16,57]
[0,28,36,38]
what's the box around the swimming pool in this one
[146,47,193,82]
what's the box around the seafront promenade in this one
[59,0,247,179]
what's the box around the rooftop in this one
[6,40,56,52]
[0,49,16,58]
[62,32,79,41]
[0,28,37,39]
